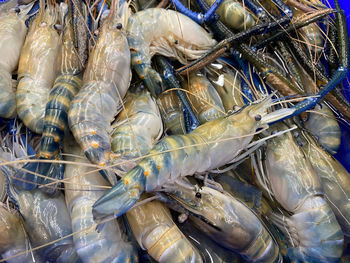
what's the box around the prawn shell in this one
[0,12,26,118]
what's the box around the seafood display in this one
[0,0,350,262]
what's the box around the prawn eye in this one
[116,23,122,29]
[195,192,201,199]
[233,105,240,112]
[255,114,262,121]
[15,7,20,13]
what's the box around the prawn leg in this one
[155,56,200,131]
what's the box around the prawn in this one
[64,135,138,263]
[298,130,350,238]
[15,1,84,191]
[16,0,60,134]
[110,88,163,175]
[126,7,216,96]
[92,95,284,223]
[68,0,130,183]
[255,123,344,262]
[163,185,281,262]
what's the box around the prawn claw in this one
[92,167,146,221]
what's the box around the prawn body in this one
[64,136,138,263]
[167,186,281,262]
[206,64,245,112]
[300,131,350,238]
[40,2,82,161]
[16,1,59,134]
[303,103,341,154]
[111,89,163,175]
[0,11,27,119]
[69,1,130,176]
[204,0,255,31]
[157,91,186,135]
[126,198,203,263]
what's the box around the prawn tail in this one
[12,156,64,194]
[92,166,146,225]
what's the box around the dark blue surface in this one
[327,0,350,171]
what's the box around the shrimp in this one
[16,0,60,134]
[92,95,277,222]
[298,130,350,238]
[15,2,83,191]
[256,123,344,263]
[0,205,35,263]
[111,88,163,175]
[68,0,130,183]
[204,0,255,31]
[164,185,281,262]
[157,91,186,135]
[0,7,27,119]
[126,8,216,96]
[63,135,138,263]
[303,102,341,154]
[182,71,225,124]
[126,197,203,263]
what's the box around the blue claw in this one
[171,0,224,24]
[156,56,200,132]
[13,162,41,191]
[12,158,64,193]
[92,166,146,223]
[228,54,256,103]
[269,67,349,124]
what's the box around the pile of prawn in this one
[0,0,350,262]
